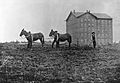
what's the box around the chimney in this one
[86,10,88,12]
[88,10,90,13]
[86,10,90,13]
[73,10,75,13]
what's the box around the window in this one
[88,23,91,27]
[85,28,87,32]
[98,20,100,24]
[101,20,103,24]
[100,20,102,24]
[104,39,107,44]
[103,20,105,23]
[97,34,100,37]
[88,18,90,21]
[102,34,104,37]
[88,33,91,36]
[92,19,94,22]
[92,23,94,27]
[84,33,86,37]
[85,39,87,44]
[105,20,107,25]
[81,18,83,22]
[84,23,87,28]
[81,33,83,37]
[107,21,109,25]
[109,20,111,24]
[88,27,91,31]
[81,39,84,43]
[92,27,94,32]
[80,28,83,32]
[104,34,106,37]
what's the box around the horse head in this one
[49,29,58,37]
[49,29,54,37]
[20,28,24,36]
[20,28,28,37]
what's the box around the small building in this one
[66,10,113,46]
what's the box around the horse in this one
[49,29,72,48]
[20,29,44,49]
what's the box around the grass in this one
[0,42,120,83]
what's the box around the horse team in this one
[20,28,96,49]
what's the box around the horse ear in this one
[22,28,24,31]
[51,29,53,31]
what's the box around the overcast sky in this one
[0,0,120,42]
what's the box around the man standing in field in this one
[92,32,96,48]
[27,31,33,49]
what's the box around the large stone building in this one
[66,10,113,46]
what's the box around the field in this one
[0,42,120,83]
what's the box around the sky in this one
[0,0,120,42]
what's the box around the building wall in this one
[96,19,112,45]
[66,12,113,46]
[66,13,78,44]
[76,13,97,45]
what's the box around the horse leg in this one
[56,41,59,48]
[69,42,71,47]
[58,41,59,48]
[56,42,58,48]
[40,39,43,47]
[67,40,71,47]
[27,43,29,48]
[27,41,30,48]
[68,36,72,47]
[42,43,43,47]
[52,40,56,48]
[30,42,32,49]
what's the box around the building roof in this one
[92,13,112,19]
[66,11,112,21]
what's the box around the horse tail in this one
[42,35,45,44]
[67,33,72,43]
[69,35,72,43]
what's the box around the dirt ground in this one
[0,42,120,83]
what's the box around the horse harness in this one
[25,33,33,42]
[56,33,59,41]
[53,33,59,41]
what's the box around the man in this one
[92,32,96,48]
[27,31,33,49]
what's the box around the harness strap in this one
[26,35,30,38]
[25,33,33,42]
[31,34,33,42]
[56,33,59,41]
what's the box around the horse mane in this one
[55,31,58,33]
[23,29,28,33]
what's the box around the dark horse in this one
[20,29,44,49]
[49,29,72,48]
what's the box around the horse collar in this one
[56,33,59,41]
[31,34,33,42]
[26,34,33,42]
